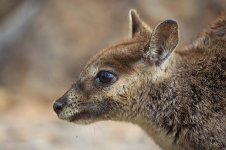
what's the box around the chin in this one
[70,119,96,125]
[58,109,107,125]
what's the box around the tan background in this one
[0,0,225,149]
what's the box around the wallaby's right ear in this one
[129,9,151,38]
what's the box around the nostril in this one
[53,101,64,114]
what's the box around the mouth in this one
[58,102,109,123]
[68,110,93,122]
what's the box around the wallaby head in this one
[53,9,179,125]
[53,10,226,150]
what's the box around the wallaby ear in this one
[144,20,179,65]
[129,9,151,38]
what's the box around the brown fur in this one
[53,10,226,150]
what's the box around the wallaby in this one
[53,9,226,150]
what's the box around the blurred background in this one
[0,0,225,149]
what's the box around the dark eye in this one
[96,71,117,85]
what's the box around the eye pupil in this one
[96,71,117,84]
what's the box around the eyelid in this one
[95,70,118,86]
[97,71,116,80]
[95,70,116,78]
[97,66,117,74]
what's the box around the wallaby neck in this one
[142,79,179,150]
[135,54,184,150]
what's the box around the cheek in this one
[118,74,143,89]
[106,78,136,101]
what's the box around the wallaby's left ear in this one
[144,20,179,65]
[129,9,151,38]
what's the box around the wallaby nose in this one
[53,101,64,114]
